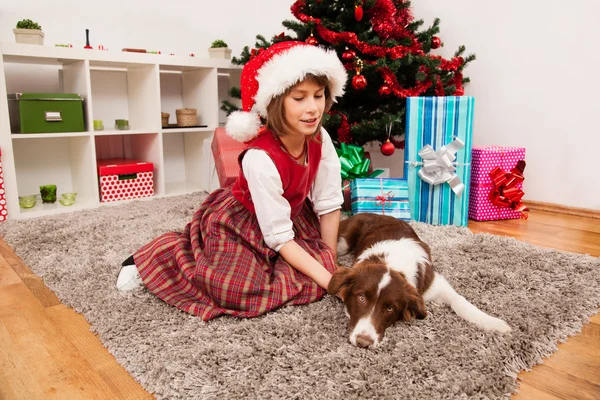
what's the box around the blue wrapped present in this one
[350,178,410,221]
[405,96,474,227]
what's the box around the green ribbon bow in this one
[336,143,384,180]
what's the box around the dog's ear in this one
[402,285,427,321]
[328,267,354,302]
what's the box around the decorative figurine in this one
[84,29,92,49]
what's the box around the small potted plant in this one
[14,19,44,45]
[208,39,232,59]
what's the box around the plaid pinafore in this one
[133,130,336,320]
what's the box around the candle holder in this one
[18,195,37,208]
[40,184,57,203]
[115,119,129,130]
[59,192,77,206]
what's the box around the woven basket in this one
[176,108,197,127]
[161,112,170,127]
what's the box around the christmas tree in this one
[221,0,474,153]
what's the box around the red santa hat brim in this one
[226,42,347,142]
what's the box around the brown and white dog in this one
[329,213,511,348]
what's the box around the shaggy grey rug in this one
[1,193,599,400]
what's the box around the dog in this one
[329,213,511,348]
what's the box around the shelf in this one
[159,68,218,129]
[11,136,98,208]
[0,41,241,219]
[2,44,85,67]
[16,196,97,218]
[12,132,91,139]
[90,66,160,133]
[97,195,157,209]
[161,126,214,134]
[162,130,213,196]
[2,42,237,69]
[93,129,159,136]
[164,181,204,197]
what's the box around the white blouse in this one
[241,128,343,251]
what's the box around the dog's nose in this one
[355,334,374,348]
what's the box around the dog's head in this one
[328,259,427,348]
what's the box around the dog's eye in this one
[386,305,396,313]
[358,294,366,303]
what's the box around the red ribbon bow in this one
[376,191,393,215]
[489,160,529,219]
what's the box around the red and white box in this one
[97,158,154,203]
[211,127,246,188]
[469,146,526,221]
[0,148,7,221]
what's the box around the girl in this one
[116,41,347,321]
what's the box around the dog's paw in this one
[485,317,512,333]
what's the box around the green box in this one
[8,93,85,133]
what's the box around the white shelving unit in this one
[0,42,241,219]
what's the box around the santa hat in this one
[226,41,348,142]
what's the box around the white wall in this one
[1,0,598,209]
[412,0,600,210]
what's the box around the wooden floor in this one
[0,210,598,399]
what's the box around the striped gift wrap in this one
[405,96,475,227]
[350,178,410,221]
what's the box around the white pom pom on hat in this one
[225,41,347,142]
[225,110,262,142]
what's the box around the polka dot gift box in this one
[469,146,526,221]
[0,147,7,221]
[97,159,154,203]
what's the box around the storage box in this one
[350,178,410,220]
[97,159,154,203]
[211,127,246,187]
[469,146,526,221]
[8,93,85,134]
[0,148,7,221]
[405,96,474,227]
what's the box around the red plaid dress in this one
[134,132,336,321]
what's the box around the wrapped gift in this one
[0,148,6,221]
[211,127,246,188]
[405,96,474,226]
[469,146,527,221]
[337,143,383,211]
[350,178,410,220]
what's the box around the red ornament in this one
[352,74,367,90]
[355,5,364,21]
[342,49,356,61]
[381,139,395,156]
[431,36,442,49]
[378,85,391,96]
[305,35,319,46]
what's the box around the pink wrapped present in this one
[211,127,246,188]
[469,146,527,221]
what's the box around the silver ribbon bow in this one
[415,137,466,197]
